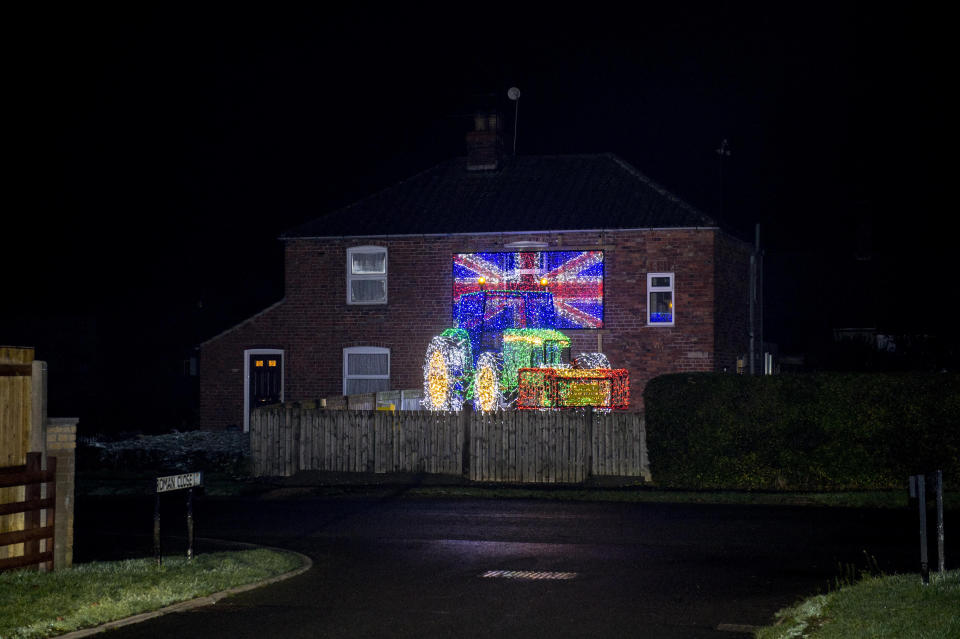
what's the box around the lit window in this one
[347,246,387,305]
[343,347,390,395]
[647,272,675,326]
[255,360,264,367]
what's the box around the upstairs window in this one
[343,347,390,395]
[347,246,387,304]
[647,272,675,326]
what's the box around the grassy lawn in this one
[757,569,960,638]
[0,549,304,639]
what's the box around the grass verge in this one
[401,485,960,510]
[76,471,960,510]
[756,569,960,638]
[0,549,304,639]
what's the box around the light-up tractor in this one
[422,290,629,411]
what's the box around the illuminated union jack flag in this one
[452,251,604,329]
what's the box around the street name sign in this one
[156,471,203,493]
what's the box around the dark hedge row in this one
[76,431,250,474]
[643,373,960,490]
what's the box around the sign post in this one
[909,471,947,585]
[154,471,203,566]
[935,470,945,574]
[916,474,929,585]
[154,491,161,566]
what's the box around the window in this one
[347,246,387,304]
[343,347,390,395]
[647,272,674,326]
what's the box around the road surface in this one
[73,492,935,638]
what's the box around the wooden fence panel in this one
[267,407,276,476]
[390,412,400,472]
[252,408,262,475]
[250,404,648,482]
[406,413,416,473]
[378,412,387,474]
[257,408,266,475]
[589,412,648,478]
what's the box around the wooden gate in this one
[0,453,56,572]
[1,347,34,564]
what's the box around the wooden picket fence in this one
[250,405,649,483]
[251,407,465,477]
[470,410,647,483]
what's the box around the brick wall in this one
[199,302,285,429]
[45,418,77,570]
[200,228,750,427]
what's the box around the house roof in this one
[281,153,717,239]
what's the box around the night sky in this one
[5,5,951,428]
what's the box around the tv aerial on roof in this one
[507,87,521,156]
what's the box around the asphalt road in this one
[73,492,940,638]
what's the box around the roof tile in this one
[282,153,716,238]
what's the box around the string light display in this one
[572,352,610,369]
[473,352,504,411]
[501,328,570,397]
[453,251,604,329]
[517,368,630,410]
[421,330,471,411]
[455,290,558,359]
[423,281,629,411]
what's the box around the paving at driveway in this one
[73,493,926,638]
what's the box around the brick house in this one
[200,118,754,430]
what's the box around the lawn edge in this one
[51,544,312,639]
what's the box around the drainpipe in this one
[749,224,760,375]
[758,224,764,374]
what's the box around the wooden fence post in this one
[585,406,594,478]
[461,405,472,478]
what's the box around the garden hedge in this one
[643,372,960,490]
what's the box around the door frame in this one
[243,348,284,433]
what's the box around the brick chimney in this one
[465,112,502,171]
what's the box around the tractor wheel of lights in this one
[423,336,468,411]
[474,352,504,411]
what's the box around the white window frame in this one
[343,346,391,395]
[346,245,388,305]
[243,348,284,433]
[647,272,675,326]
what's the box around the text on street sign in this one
[156,471,203,493]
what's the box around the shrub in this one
[643,373,960,490]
